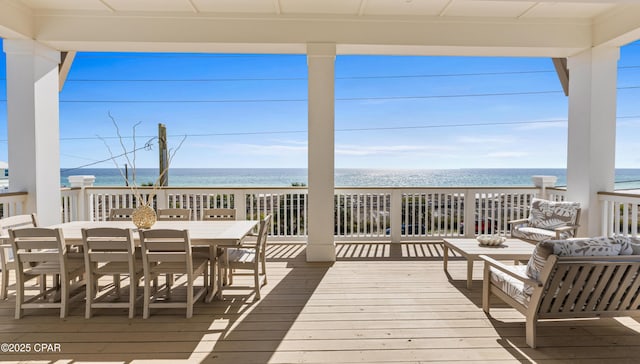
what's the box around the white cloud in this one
[268,138,308,146]
[336,144,455,156]
[514,120,567,131]
[456,136,513,144]
[229,143,307,154]
[617,119,640,128]
[486,151,528,158]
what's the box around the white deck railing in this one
[0,192,28,218]
[57,186,563,241]
[599,191,640,238]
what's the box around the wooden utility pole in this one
[158,123,168,186]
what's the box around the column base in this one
[306,243,336,262]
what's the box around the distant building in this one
[0,161,8,190]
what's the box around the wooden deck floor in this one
[2,242,640,363]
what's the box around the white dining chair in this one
[139,229,208,319]
[10,227,85,319]
[218,214,271,300]
[81,227,143,319]
[0,213,39,300]
[201,208,237,284]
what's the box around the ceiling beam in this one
[31,13,592,57]
[439,1,455,17]
[0,0,33,40]
[491,0,639,3]
[58,51,76,92]
[273,0,282,15]
[358,0,368,17]
[593,4,640,47]
[552,57,569,96]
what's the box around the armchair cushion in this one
[527,198,580,229]
[511,226,573,242]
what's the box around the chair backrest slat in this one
[1,214,38,263]
[139,229,192,266]
[88,251,131,262]
[157,208,190,221]
[0,214,38,234]
[202,208,236,221]
[108,208,135,221]
[18,252,60,262]
[145,252,187,263]
[9,228,66,268]
[82,228,135,264]
[142,242,188,252]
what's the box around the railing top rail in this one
[547,187,567,191]
[598,191,640,199]
[337,186,538,190]
[84,186,309,191]
[81,185,540,191]
[0,191,28,197]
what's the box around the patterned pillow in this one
[525,236,623,282]
[614,235,640,255]
[614,235,634,255]
[628,236,640,255]
[525,241,554,282]
[551,236,622,256]
[527,198,580,229]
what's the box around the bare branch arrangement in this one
[100,112,186,207]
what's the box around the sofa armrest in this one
[508,218,529,225]
[479,255,541,287]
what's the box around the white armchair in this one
[510,198,580,243]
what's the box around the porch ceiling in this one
[1,0,640,57]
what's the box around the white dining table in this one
[46,220,259,302]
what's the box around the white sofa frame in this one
[481,254,640,348]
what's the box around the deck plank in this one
[0,242,639,363]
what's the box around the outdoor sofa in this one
[481,236,640,348]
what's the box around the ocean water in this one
[59,168,640,190]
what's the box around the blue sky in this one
[1,40,640,170]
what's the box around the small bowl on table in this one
[476,235,506,246]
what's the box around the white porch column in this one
[566,46,619,237]
[4,40,62,226]
[306,43,336,262]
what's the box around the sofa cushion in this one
[527,198,580,230]
[525,236,623,283]
[614,235,634,255]
[551,236,622,256]
[490,265,531,306]
[525,241,554,282]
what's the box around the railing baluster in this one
[633,203,639,237]
[615,201,621,235]
[49,185,590,241]
[368,193,373,236]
